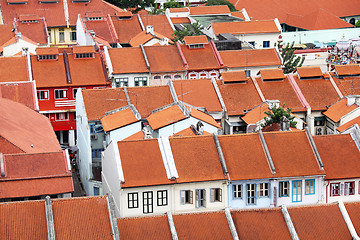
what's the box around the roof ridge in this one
[4,151,62,157]
[51,195,107,202]
[0,135,25,154]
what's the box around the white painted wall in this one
[340,107,360,126]
[76,16,94,46]
[107,121,142,144]
[111,73,150,87]
[3,39,38,57]
[234,33,280,49]
[225,65,282,76]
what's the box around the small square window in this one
[305,179,315,195]
[210,188,222,202]
[37,90,49,100]
[263,41,270,48]
[157,190,168,206]
[55,89,67,99]
[259,183,269,197]
[128,192,138,208]
[195,189,206,208]
[279,181,289,197]
[180,190,193,204]
[233,184,242,199]
[330,183,340,196]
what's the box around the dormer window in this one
[188,44,204,49]
[258,69,285,82]
[39,0,58,3]
[72,0,89,2]
[21,19,38,23]
[38,55,58,60]
[7,0,27,4]
[75,53,94,59]
[88,17,103,21]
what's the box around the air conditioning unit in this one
[90,134,98,140]
[315,127,323,135]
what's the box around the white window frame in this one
[54,89,68,99]
[233,184,242,199]
[128,192,138,209]
[188,72,198,79]
[115,77,128,87]
[210,188,222,202]
[134,77,148,86]
[259,183,270,197]
[195,189,206,208]
[55,112,69,121]
[247,183,256,205]
[180,190,193,205]
[37,90,49,100]
[199,71,208,79]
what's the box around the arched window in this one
[350,18,356,25]
[199,71,208,79]
[209,71,218,79]
[164,75,172,79]
[188,72,198,79]
[174,74,182,79]
[153,75,161,80]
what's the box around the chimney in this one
[280,116,290,131]
[160,38,169,46]
[146,25,154,34]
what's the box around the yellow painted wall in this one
[48,26,77,47]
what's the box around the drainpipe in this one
[224,208,239,240]
[45,196,56,240]
[338,200,360,240]
[281,205,299,240]
[166,211,179,240]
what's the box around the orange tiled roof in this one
[288,204,351,239]
[220,49,282,68]
[72,45,95,54]
[0,24,15,48]
[336,115,360,132]
[169,135,225,183]
[179,43,221,71]
[173,79,223,113]
[335,64,360,76]
[0,56,29,82]
[82,18,117,44]
[292,74,340,111]
[52,196,113,239]
[140,15,174,39]
[122,130,145,141]
[212,19,280,35]
[183,35,208,45]
[217,79,262,116]
[188,106,220,128]
[0,200,48,239]
[331,73,360,96]
[323,98,358,122]
[118,139,173,187]
[171,17,191,24]
[16,17,48,44]
[171,127,211,137]
[173,211,233,239]
[231,11,245,20]
[169,7,189,13]
[108,47,149,74]
[101,108,139,132]
[118,215,172,239]
[0,98,61,154]
[111,16,143,43]
[345,202,360,235]
[219,134,273,180]
[189,5,230,15]
[241,102,269,124]
[147,105,187,130]
[144,45,185,73]
[231,208,292,240]
[129,31,156,47]
[36,47,59,55]
[259,68,285,80]
[221,71,248,83]
[314,134,360,180]
[296,66,323,78]
[264,131,324,178]
[82,88,128,121]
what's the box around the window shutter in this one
[210,189,214,202]
[63,90,67,98]
[340,183,344,196]
[180,191,185,205]
[256,184,260,198]
[203,190,206,208]
[219,188,222,202]
[189,190,193,204]
[44,91,48,99]
[195,190,199,208]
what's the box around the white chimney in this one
[146,25,154,34]
[160,38,169,46]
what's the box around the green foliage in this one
[261,104,297,128]
[171,21,204,43]
[205,0,237,12]
[164,0,181,9]
[278,41,305,74]
[355,19,360,28]
[105,0,154,13]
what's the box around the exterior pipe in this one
[338,200,360,240]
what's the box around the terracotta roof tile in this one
[335,64,360,76]
[52,196,113,239]
[0,56,29,82]
[344,202,360,235]
[331,73,360,96]
[259,68,285,80]
[217,79,262,116]
[323,98,358,122]
[127,86,174,118]
[169,135,225,183]
[241,102,269,124]
[72,45,95,54]
[0,98,61,153]
[254,75,306,112]
[83,18,116,44]
[16,17,48,44]
[118,215,172,240]
[314,134,360,180]
[183,35,208,45]
[36,47,58,55]
[169,7,189,13]
[220,49,281,68]
[173,211,233,239]
[188,106,221,128]
[147,105,186,130]
[0,200,47,239]
[173,79,223,113]
[336,115,360,132]
[82,88,128,121]
[263,131,324,178]
[179,44,221,70]
[0,81,37,110]
[292,74,340,111]
[0,25,15,48]
[219,134,273,180]
[108,47,149,74]
[288,204,351,240]
[129,31,157,47]
[295,66,323,78]
[140,15,174,39]
[0,136,24,154]
[170,17,191,24]
[118,139,172,187]
[230,11,245,20]
[261,123,299,132]
[221,71,248,83]
[231,208,292,240]
[144,45,185,73]
[213,19,280,35]
[122,131,145,141]
[101,108,139,132]
[189,5,230,15]
[111,16,143,43]
[171,127,211,137]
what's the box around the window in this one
[199,72,208,79]
[163,75,171,80]
[143,191,153,214]
[233,184,242,199]
[59,28,65,42]
[210,188,222,202]
[73,88,85,99]
[249,41,255,47]
[75,53,94,58]
[134,77,147,86]
[55,112,69,121]
[188,72,198,79]
[315,117,325,126]
[174,74,182,79]
[195,189,206,208]
[37,90,49,100]
[189,44,204,49]
[93,187,100,196]
[292,180,302,202]
[153,75,161,80]
[259,183,269,197]
[70,28,76,41]
[247,184,256,205]
[38,54,57,60]
[330,183,340,196]
[345,182,355,195]
[279,181,289,197]
[55,89,67,99]
[115,78,128,87]
[245,70,251,77]
[209,71,218,79]
[128,192,138,208]
[48,28,52,43]
[92,148,103,158]
[180,190,193,204]
[157,190,167,206]
[305,179,315,195]
[263,40,270,48]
